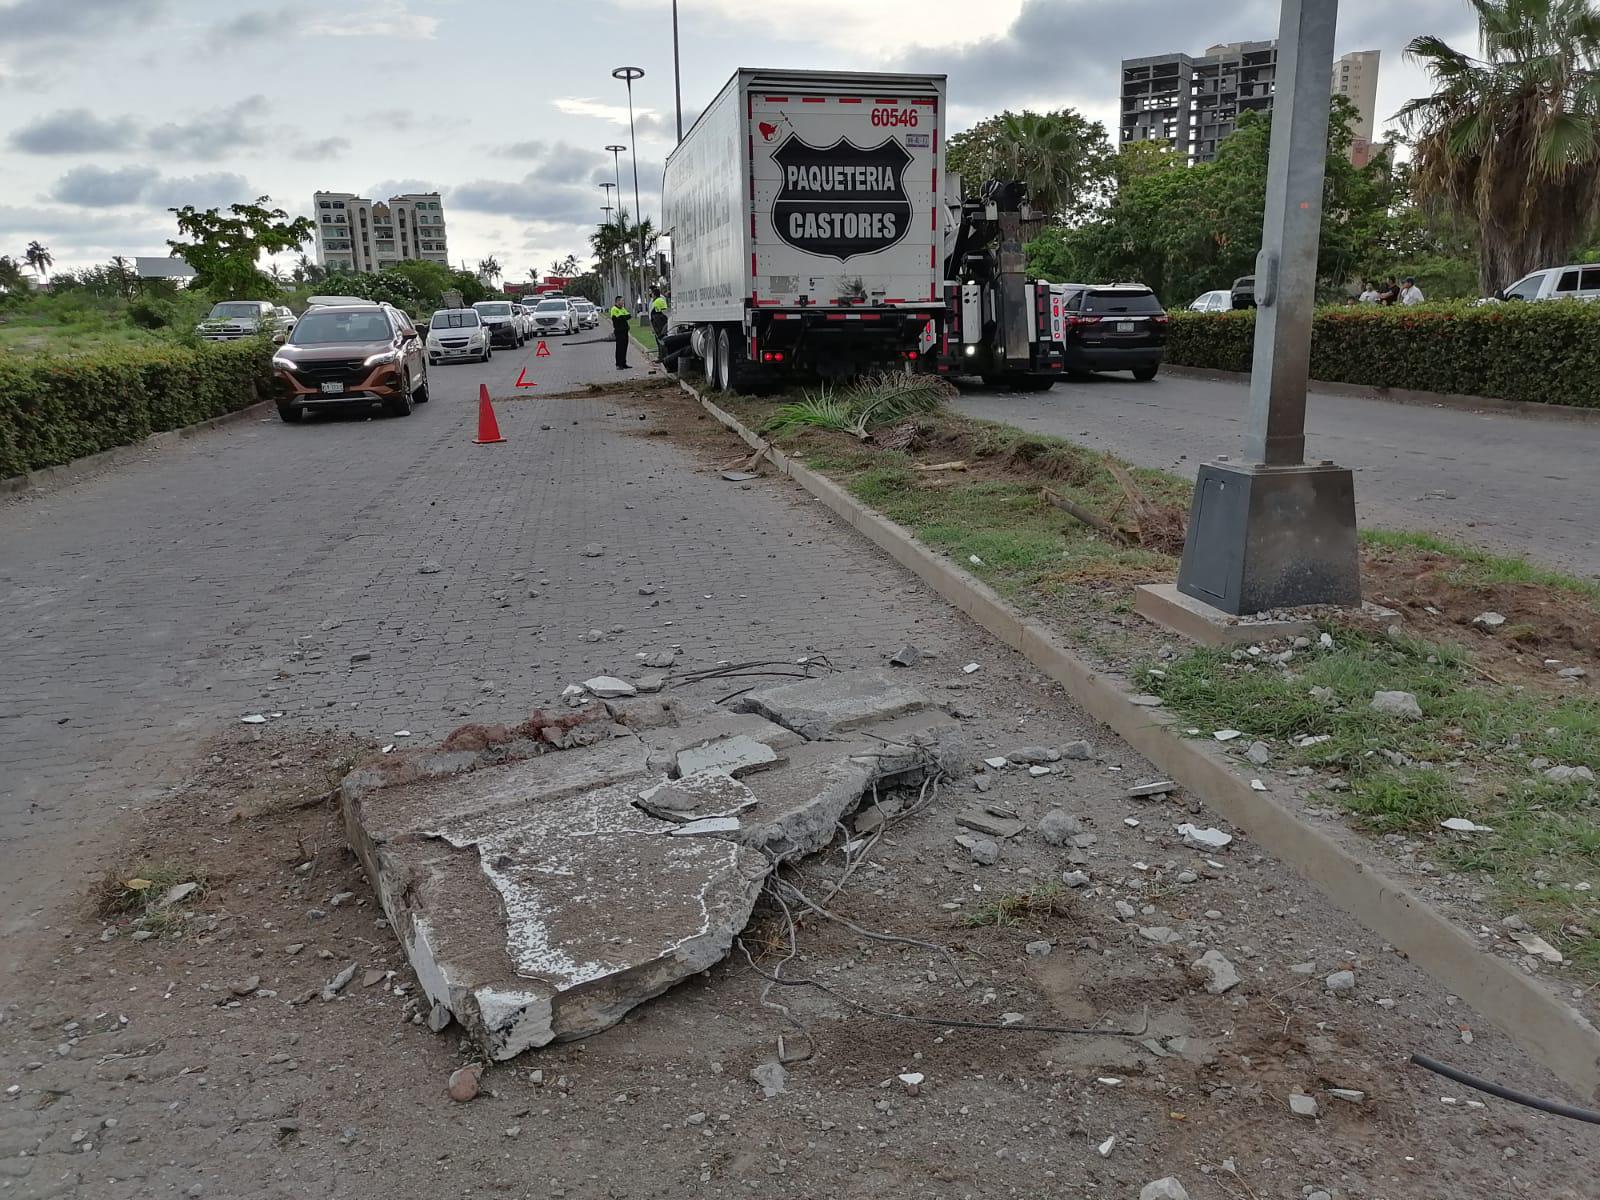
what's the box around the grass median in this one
[704,378,1600,981]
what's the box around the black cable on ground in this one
[1409,1053,1600,1125]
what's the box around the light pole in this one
[600,181,618,300]
[612,66,649,311]
[1169,0,1359,617]
[604,144,628,305]
[672,1,683,143]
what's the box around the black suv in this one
[271,302,430,422]
[1058,284,1169,381]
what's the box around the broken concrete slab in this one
[636,771,757,822]
[732,670,931,740]
[347,771,767,1061]
[954,807,1026,839]
[675,735,782,779]
[641,710,803,773]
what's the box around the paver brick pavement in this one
[0,338,948,924]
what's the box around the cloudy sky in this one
[0,0,1478,279]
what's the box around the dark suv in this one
[271,303,429,423]
[1058,284,1169,381]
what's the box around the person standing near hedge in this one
[1377,277,1401,306]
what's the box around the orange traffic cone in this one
[473,383,506,444]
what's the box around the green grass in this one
[1149,626,1600,974]
[962,881,1073,928]
[1362,527,1600,604]
[630,325,658,350]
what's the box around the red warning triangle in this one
[514,366,537,389]
[534,340,551,358]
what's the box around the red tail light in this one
[1153,314,1170,325]
[908,350,918,360]
[1067,315,1102,328]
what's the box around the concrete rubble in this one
[342,670,964,1060]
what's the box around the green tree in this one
[946,108,1113,220]
[0,254,28,294]
[590,211,656,290]
[476,255,502,284]
[24,240,53,280]
[167,196,313,299]
[1398,0,1600,293]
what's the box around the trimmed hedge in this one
[1167,301,1600,409]
[0,339,273,477]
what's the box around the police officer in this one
[609,296,630,369]
[649,289,669,344]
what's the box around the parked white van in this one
[1492,264,1600,303]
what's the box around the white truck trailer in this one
[661,68,948,389]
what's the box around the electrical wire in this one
[1409,1054,1600,1126]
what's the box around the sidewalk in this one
[1,367,1593,1199]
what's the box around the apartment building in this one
[312,190,450,274]
[1121,43,1379,165]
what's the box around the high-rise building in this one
[1333,49,1382,167]
[312,190,450,274]
[1120,43,1380,165]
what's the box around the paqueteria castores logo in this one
[771,135,913,261]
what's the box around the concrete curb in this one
[679,376,1600,1103]
[2,399,273,498]
[1163,363,1600,424]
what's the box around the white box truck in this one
[661,68,948,390]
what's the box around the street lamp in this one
[604,145,628,304]
[600,181,618,299]
[611,66,649,311]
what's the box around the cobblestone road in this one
[0,335,948,926]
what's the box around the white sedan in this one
[1188,289,1232,313]
[426,308,492,364]
[530,297,578,336]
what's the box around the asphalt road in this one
[953,369,1600,578]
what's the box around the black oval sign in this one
[771,135,914,262]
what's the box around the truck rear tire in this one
[713,327,733,393]
[702,325,721,387]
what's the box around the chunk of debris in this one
[751,1061,787,1099]
[1370,690,1423,720]
[1062,870,1090,888]
[1191,949,1241,994]
[634,674,665,694]
[1509,930,1564,964]
[897,1072,924,1095]
[1544,764,1596,784]
[1127,780,1175,799]
[1037,808,1084,846]
[956,834,999,866]
[955,808,1026,839]
[1139,926,1183,945]
[983,756,1009,770]
[1025,940,1053,958]
[321,962,358,1001]
[1246,741,1272,766]
[669,816,743,837]
[1472,611,1506,628]
[732,671,932,740]
[1328,1088,1366,1103]
[1213,729,1242,742]
[887,644,921,668]
[1141,1179,1190,1200]
[240,714,267,724]
[1059,740,1094,760]
[418,560,442,574]
[1325,969,1357,992]
[580,543,605,557]
[583,677,637,699]
[962,662,980,674]
[1440,817,1494,834]
[447,1065,482,1102]
[1177,823,1232,851]
[159,881,201,908]
[676,735,781,778]
[1128,694,1164,708]
[1289,1092,1321,1118]
[1008,747,1056,765]
[642,650,676,669]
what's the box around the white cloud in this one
[306,5,438,39]
[9,110,139,154]
[553,97,653,126]
[607,0,1023,52]
[50,164,252,211]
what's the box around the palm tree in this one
[477,255,502,283]
[526,266,540,285]
[295,253,325,284]
[1398,0,1600,293]
[24,240,53,281]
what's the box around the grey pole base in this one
[1176,461,1361,616]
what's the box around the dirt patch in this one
[1363,547,1600,686]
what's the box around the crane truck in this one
[660,68,949,390]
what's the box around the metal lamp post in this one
[600,180,618,300]
[611,66,649,311]
[672,1,684,143]
[605,143,629,307]
[1171,0,1360,616]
